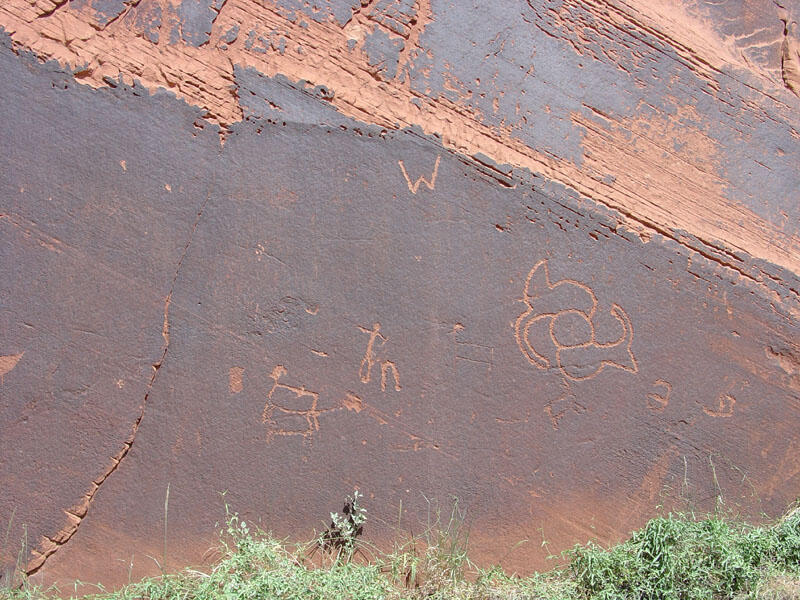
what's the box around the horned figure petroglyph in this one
[514,260,637,381]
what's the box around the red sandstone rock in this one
[0,0,798,589]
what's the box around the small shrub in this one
[318,489,367,561]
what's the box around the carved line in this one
[526,260,600,319]
[515,310,554,368]
[514,259,637,381]
[380,360,401,391]
[343,392,454,458]
[591,305,630,348]
[229,366,244,394]
[340,392,363,413]
[398,155,441,194]
[452,324,495,374]
[514,259,599,369]
[703,394,735,418]
[544,378,586,430]
[454,352,494,367]
[358,323,401,392]
[262,365,327,441]
[554,304,638,381]
[358,323,386,384]
[647,379,672,412]
[455,339,493,349]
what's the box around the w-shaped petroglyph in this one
[398,155,441,194]
[514,260,638,381]
[262,366,331,442]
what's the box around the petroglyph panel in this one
[1,36,799,590]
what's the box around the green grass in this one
[566,506,800,600]
[2,505,799,600]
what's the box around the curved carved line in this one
[514,307,551,368]
[548,308,594,349]
[523,259,599,320]
[553,305,637,381]
[593,304,629,348]
[607,304,638,374]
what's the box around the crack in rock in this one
[25,180,215,577]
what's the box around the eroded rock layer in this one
[0,0,799,589]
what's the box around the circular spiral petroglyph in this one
[514,260,638,381]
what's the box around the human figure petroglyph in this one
[514,260,637,381]
[358,323,401,391]
[359,323,384,384]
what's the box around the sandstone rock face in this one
[0,0,798,588]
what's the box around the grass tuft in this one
[1,504,798,600]
[567,505,800,600]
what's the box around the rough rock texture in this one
[0,0,798,589]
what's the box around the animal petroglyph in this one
[340,392,364,413]
[398,155,441,194]
[0,352,24,384]
[262,366,329,441]
[647,379,672,412]
[380,362,401,392]
[358,323,401,392]
[544,378,587,430]
[703,394,736,418]
[514,260,637,381]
